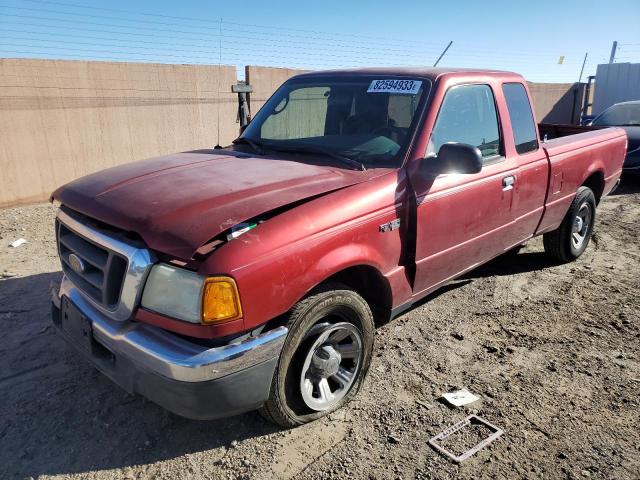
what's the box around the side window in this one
[428,84,501,160]
[502,83,538,154]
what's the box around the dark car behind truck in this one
[589,101,640,174]
[51,68,626,426]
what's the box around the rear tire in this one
[260,283,374,428]
[543,186,596,262]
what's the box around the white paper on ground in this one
[442,389,480,407]
[9,238,27,248]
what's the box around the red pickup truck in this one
[51,68,626,427]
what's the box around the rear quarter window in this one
[502,83,539,154]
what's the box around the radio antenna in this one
[433,41,453,67]
[214,17,223,149]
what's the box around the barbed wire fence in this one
[1,0,637,83]
[616,42,640,63]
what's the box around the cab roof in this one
[293,67,521,82]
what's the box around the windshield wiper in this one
[350,149,395,164]
[270,143,366,171]
[232,137,266,155]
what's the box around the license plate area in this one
[61,296,94,353]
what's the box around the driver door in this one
[410,83,519,296]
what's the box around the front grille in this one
[55,208,154,321]
[57,221,127,307]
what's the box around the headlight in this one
[141,264,242,324]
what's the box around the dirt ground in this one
[1,179,639,480]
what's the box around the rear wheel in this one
[260,284,374,428]
[543,186,596,262]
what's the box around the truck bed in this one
[535,124,627,234]
[538,123,605,141]
[540,124,625,157]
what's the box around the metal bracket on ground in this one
[428,415,504,463]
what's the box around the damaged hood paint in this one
[52,150,382,259]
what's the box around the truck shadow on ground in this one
[0,272,279,479]
[462,251,559,279]
[396,249,559,322]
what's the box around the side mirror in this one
[422,143,483,175]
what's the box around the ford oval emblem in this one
[68,253,86,274]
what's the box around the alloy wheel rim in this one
[571,202,592,249]
[299,322,363,411]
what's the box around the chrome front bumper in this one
[52,275,288,419]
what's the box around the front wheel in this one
[260,284,375,428]
[543,186,596,262]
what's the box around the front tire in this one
[260,284,375,428]
[543,186,596,262]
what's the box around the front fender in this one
[231,235,396,330]
[312,242,388,280]
[200,169,407,332]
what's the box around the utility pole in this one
[571,52,589,125]
[578,52,588,83]
[433,41,453,67]
[609,41,618,63]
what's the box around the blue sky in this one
[1,0,639,83]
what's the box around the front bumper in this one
[52,276,287,420]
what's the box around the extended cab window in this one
[503,83,539,154]
[427,84,501,160]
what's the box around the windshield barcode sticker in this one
[367,79,422,95]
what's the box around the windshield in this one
[592,103,640,126]
[239,76,429,168]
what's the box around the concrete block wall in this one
[0,59,237,208]
[527,81,585,124]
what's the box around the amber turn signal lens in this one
[201,277,243,324]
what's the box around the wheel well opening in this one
[582,171,605,203]
[260,265,393,333]
[323,265,392,326]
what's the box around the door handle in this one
[502,175,515,191]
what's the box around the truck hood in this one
[52,150,382,259]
